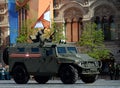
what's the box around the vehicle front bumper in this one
[81,68,100,74]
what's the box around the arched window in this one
[109,15,116,40]
[94,16,101,30]
[64,7,83,42]
[101,16,111,40]
[94,15,117,41]
[18,8,27,29]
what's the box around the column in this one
[65,19,72,42]
[72,18,79,42]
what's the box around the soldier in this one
[109,64,115,80]
[1,67,5,80]
[115,64,119,80]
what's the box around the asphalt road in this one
[0,79,120,88]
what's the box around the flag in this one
[8,0,18,44]
[32,0,53,29]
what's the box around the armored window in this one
[67,47,77,53]
[31,48,39,52]
[57,47,66,54]
[17,48,25,52]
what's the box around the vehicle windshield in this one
[67,47,77,53]
[57,46,77,55]
[57,47,66,54]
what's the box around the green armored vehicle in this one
[3,30,100,84]
[3,43,100,84]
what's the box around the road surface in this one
[0,79,119,88]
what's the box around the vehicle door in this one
[39,47,58,73]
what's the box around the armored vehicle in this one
[3,30,100,84]
[3,42,100,84]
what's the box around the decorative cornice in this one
[16,0,29,11]
[0,9,8,15]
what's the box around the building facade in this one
[0,0,9,47]
[0,0,120,63]
[16,0,39,30]
[0,0,9,62]
[53,0,120,63]
[54,0,120,42]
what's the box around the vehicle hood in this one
[75,54,96,61]
[57,53,96,63]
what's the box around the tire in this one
[12,65,30,84]
[59,65,78,84]
[81,74,97,83]
[3,48,9,65]
[34,76,50,84]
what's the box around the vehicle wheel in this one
[59,65,78,84]
[3,48,9,65]
[80,74,97,83]
[12,65,30,84]
[34,76,50,84]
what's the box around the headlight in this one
[79,62,84,66]
[94,61,102,67]
[94,61,99,67]
[75,59,80,63]
[79,62,87,67]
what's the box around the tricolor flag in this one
[32,0,53,29]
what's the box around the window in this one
[17,48,25,52]
[19,8,27,29]
[57,47,66,54]
[94,15,116,40]
[31,48,39,52]
[67,47,77,53]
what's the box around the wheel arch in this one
[58,63,82,76]
[11,62,30,84]
[11,62,27,75]
[3,47,9,65]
